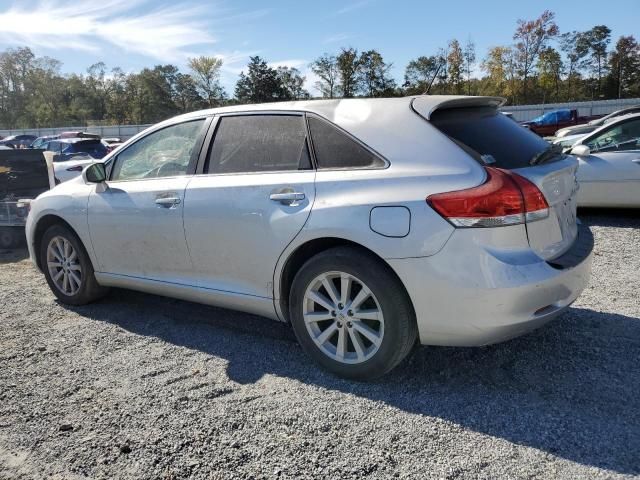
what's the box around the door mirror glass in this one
[570,144,590,157]
[84,162,107,183]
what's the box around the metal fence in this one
[501,98,640,122]
[0,124,152,140]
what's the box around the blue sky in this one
[0,0,638,95]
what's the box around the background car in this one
[30,135,60,149]
[43,138,108,182]
[566,113,640,207]
[101,137,123,154]
[521,108,600,136]
[555,104,640,138]
[0,134,38,148]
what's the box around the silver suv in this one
[26,96,593,379]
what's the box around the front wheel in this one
[289,247,417,380]
[40,224,108,305]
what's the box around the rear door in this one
[428,104,579,260]
[183,113,315,298]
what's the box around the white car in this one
[43,138,109,183]
[25,96,593,379]
[53,155,97,183]
[564,113,640,207]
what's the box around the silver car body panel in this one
[569,113,640,207]
[26,96,593,347]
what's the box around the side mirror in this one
[570,144,590,157]
[83,162,107,184]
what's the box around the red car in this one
[522,109,601,137]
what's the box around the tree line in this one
[0,10,638,129]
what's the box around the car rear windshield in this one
[66,141,106,157]
[430,107,551,169]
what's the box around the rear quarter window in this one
[430,107,550,169]
[308,117,385,170]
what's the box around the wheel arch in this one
[276,236,415,323]
[32,215,83,271]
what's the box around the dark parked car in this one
[30,135,61,149]
[43,138,108,159]
[0,135,38,149]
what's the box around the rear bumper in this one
[388,224,594,347]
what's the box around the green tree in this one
[174,73,204,112]
[537,47,563,103]
[336,48,361,98]
[447,40,464,94]
[358,50,395,97]
[310,54,339,98]
[608,35,640,98]
[585,25,612,96]
[559,31,590,100]
[481,46,518,103]
[234,56,282,103]
[187,56,225,107]
[276,66,309,100]
[512,10,559,102]
[463,39,476,95]
[404,56,442,94]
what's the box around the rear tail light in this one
[427,167,549,228]
[66,165,84,172]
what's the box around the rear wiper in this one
[530,143,564,165]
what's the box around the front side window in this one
[207,115,310,174]
[585,118,640,153]
[111,119,205,181]
[307,116,385,169]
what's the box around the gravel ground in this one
[0,210,639,479]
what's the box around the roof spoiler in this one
[411,96,507,120]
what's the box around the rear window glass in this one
[430,107,550,169]
[308,117,385,169]
[208,115,311,174]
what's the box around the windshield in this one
[430,106,553,169]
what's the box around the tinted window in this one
[585,118,640,153]
[308,117,384,169]
[430,107,551,169]
[207,115,310,174]
[67,140,107,158]
[111,119,205,181]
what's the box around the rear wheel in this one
[40,224,108,305]
[289,247,417,380]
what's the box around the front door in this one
[577,116,640,207]
[88,118,208,282]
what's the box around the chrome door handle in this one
[269,192,305,205]
[155,197,181,207]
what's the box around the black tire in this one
[289,246,417,380]
[40,224,109,305]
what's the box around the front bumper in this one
[388,224,594,347]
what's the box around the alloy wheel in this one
[47,236,82,296]
[302,271,384,364]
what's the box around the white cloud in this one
[268,59,307,70]
[322,33,352,45]
[0,0,267,62]
[334,0,372,16]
